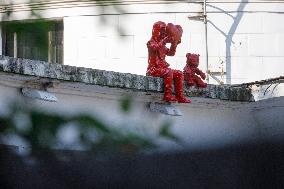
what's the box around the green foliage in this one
[119,95,132,113]
[0,101,179,156]
[159,121,182,144]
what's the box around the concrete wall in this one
[1,71,283,151]
[1,1,284,84]
[0,55,283,150]
[0,77,259,150]
[0,25,2,56]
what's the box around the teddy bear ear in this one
[186,53,191,58]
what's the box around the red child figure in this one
[146,21,190,103]
[183,53,207,88]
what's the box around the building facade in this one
[0,0,284,84]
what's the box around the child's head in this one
[152,21,167,40]
[186,53,200,67]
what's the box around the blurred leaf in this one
[0,99,181,156]
[0,118,13,133]
[159,122,181,143]
[119,95,132,113]
[73,115,110,133]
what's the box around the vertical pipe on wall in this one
[203,0,209,83]
[13,32,17,58]
[0,25,2,55]
[48,31,52,63]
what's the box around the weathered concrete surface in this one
[0,56,255,101]
[234,77,284,101]
[0,56,283,153]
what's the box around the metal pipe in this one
[13,32,17,58]
[188,0,209,83]
[203,0,209,83]
[0,25,2,55]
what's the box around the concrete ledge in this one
[0,56,255,102]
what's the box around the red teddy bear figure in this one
[146,21,190,103]
[183,53,207,88]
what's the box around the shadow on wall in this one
[207,1,248,84]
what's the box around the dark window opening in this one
[2,20,63,64]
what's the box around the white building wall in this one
[63,13,199,75]
[207,2,284,84]
[0,25,2,56]
[1,1,284,84]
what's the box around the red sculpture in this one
[183,53,207,88]
[146,21,190,103]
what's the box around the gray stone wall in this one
[0,56,254,102]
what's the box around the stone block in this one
[0,56,257,102]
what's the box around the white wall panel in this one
[106,35,134,59]
[262,14,284,34]
[262,57,284,78]
[0,26,2,56]
[2,1,284,83]
[134,35,149,58]
[229,34,248,57]
[248,34,279,57]
[230,57,263,83]
[118,14,153,36]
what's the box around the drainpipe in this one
[203,0,209,83]
[0,25,2,55]
[188,1,209,83]
[13,32,17,58]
